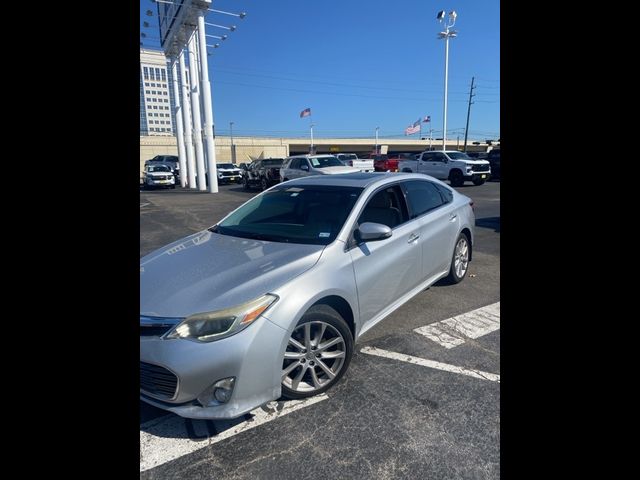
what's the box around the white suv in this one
[398,150,491,187]
[143,164,176,189]
[280,155,360,182]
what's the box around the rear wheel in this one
[449,170,464,187]
[281,305,353,399]
[261,177,268,191]
[445,233,470,284]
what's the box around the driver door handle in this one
[408,233,420,243]
[449,214,457,221]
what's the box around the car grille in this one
[472,164,489,172]
[221,171,238,177]
[140,362,178,399]
[153,175,168,180]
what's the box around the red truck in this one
[368,153,400,172]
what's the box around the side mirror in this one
[355,222,392,243]
[301,164,309,171]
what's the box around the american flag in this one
[412,118,421,128]
[405,125,420,135]
[423,115,431,123]
[300,108,311,118]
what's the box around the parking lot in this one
[140,179,500,479]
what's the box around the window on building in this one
[161,70,166,81]
[145,90,150,94]
[143,67,149,80]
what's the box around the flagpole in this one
[310,115,314,154]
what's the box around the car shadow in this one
[140,399,301,440]
[475,216,500,233]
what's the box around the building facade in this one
[140,48,189,136]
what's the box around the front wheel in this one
[281,305,354,400]
[261,177,268,191]
[449,170,464,187]
[445,233,471,284]
[473,178,486,186]
[243,176,250,190]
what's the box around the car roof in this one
[280,172,444,189]
[286,154,340,159]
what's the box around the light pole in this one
[437,10,458,151]
[375,127,379,155]
[230,121,236,164]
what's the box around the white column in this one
[197,14,219,193]
[170,58,187,188]
[188,34,207,191]
[179,52,196,188]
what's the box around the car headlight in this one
[166,294,278,343]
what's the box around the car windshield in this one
[343,154,358,160]
[447,152,472,160]
[309,156,344,168]
[218,163,236,169]
[213,185,363,245]
[262,159,283,166]
[148,165,171,172]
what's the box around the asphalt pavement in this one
[140,178,500,479]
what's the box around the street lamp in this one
[205,22,237,31]
[375,127,379,155]
[230,122,236,164]
[437,10,458,151]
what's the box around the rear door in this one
[349,184,422,328]
[401,180,459,279]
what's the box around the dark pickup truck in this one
[486,148,500,179]
[242,158,284,190]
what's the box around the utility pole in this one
[463,76,475,152]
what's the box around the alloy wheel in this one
[282,321,346,393]
[454,237,469,278]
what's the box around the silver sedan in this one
[140,173,475,419]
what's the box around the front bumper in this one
[140,315,288,419]
[218,175,242,183]
[464,171,491,180]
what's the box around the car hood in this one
[456,159,490,166]
[317,166,361,174]
[140,231,324,318]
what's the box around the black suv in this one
[486,149,500,179]
[242,158,284,190]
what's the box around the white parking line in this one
[140,394,328,472]
[414,302,500,348]
[140,202,150,208]
[360,346,500,383]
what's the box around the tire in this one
[171,185,176,189]
[449,170,464,187]
[281,305,354,400]
[261,177,268,191]
[472,178,486,186]
[401,168,413,173]
[243,176,250,190]
[445,232,471,284]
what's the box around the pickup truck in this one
[398,150,491,187]
[367,153,398,172]
[242,158,284,190]
[333,153,374,172]
[486,148,500,179]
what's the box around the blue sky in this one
[140,0,499,141]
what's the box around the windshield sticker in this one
[319,232,330,238]
[310,158,320,167]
